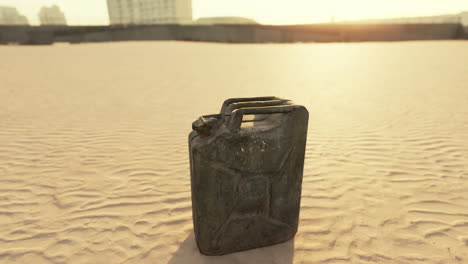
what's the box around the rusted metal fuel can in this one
[188,97,309,255]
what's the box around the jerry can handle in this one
[227,105,302,132]
[223,99,291,115]
[220,96,280,113]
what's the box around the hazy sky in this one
[1,0,468,25]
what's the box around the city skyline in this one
[1,0,468,25]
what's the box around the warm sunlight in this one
[235,0,468,24]
[194,0,468,25]
[1,0,468,263]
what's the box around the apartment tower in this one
[38,5,67,25]
[107,0,192,25]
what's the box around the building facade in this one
[461,12,468,26]
[0,6,29,25]
[107,0,192,25]
[38,5,67,25]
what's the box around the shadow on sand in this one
[168,231,295,264]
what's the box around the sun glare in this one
[251,0,468,24]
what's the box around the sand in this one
[0,41,468,264]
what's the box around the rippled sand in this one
[1,41,468,263]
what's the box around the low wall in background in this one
[0,23,466,45]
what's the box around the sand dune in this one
[0,41,468,263]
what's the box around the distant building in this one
[0,6,29,25]
[38,5,67,25]
[195,16,258,25]
[106,0,192,25]
[461,12,468,25]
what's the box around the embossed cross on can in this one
[189,97,309,255]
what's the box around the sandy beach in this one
[1,41,468,263]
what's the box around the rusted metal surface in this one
[189,97,309,255]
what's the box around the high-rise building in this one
[107,0,192,25]
[0,6,29,25]
[38,5,67,25]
